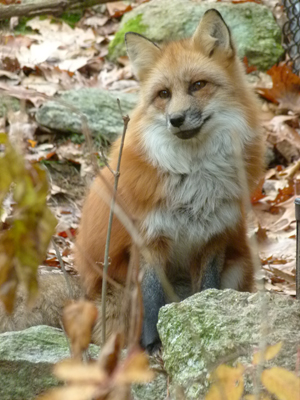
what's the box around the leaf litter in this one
[0,1,299,301]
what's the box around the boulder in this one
[0,326,100,400]
[0,95,20,117]
[0,325,166,400]
[36,89,137,143]
[157,289,300,399]
[108,0,284,71]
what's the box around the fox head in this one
[125,9,252,144]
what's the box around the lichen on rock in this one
[158,289,300,399]
[108,0,284,70]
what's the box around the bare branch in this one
[0,0,125,21]
[101,99,130,344]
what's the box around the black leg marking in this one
[140,269,166,354]
[200,254,223,291]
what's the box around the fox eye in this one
[158,89,171,99]
[190,80,207,92]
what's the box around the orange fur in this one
[74,10,264,342]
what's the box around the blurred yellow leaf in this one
[54,359,106,383]
[27,139,37,148]
[114,348,155,384]
[98,332,122,375]
[244,394,272,400]
[205,364,244,400]
[63,301,98,360]
[253,342,282,365]
[261,367,300,400]
[0,138,56,312]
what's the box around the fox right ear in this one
[125,32,161,80]
[193,9,234,59]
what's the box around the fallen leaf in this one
[58,228,77,238]
[205,364,244,400]
[114,347,155,384]
[243,395,272,400]
[98,333,122,375]
[106,2,133,18]
[253,342,282,365]
[261,367,300,400]
[27,140,37,148]
[54,359,106,383]
[257,65,300,113]
[243,56,257,74]
[63,300,98,360]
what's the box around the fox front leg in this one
[140,268,166,354]
[200,250,225,291]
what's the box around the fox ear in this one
[125,32,161,80]
[193,9,234,58]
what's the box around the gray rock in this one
[0,325,167,400]
[132,365,167,400]
[0,326,99,400]
[157,289,300,399]
[108,0,284,71]
[36,89,137,143]
[0,95,20,117]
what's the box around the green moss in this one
[52,11,83,28]
[14,17,34,34]
[0,360,60,400]
[108,14,148,60]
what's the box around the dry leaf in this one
[243,395,272,400]
[261,367,300,400]
[257,65,300,113]
[243,56,257,74]
[98,332,122,375]
[54,359,106,383]
[106,2,132,18]
[205,364,244,400]
[63,300,98,360]
[114,347,155,384]
[253,342,282,365]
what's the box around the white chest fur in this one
[141,118,250,260]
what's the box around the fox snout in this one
[169,113,185,128]
[167,110,207,140]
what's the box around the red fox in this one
[75,9,264,352]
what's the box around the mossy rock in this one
[108,0,284,71]
[0,326,100,400]
[0,96,20,117]
[36,89,138,144]
[158,289,300,399]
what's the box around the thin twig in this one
[71,230,122,290]
[52,238,74,299]
[99,146,116,176]
[101,99,130,344]
[126,244,143,346]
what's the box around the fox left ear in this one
[125,32,161,80]
[193,9,234,58]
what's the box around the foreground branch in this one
[0,0,122,20]
[101,99,130,344]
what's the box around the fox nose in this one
[170,113,185,128]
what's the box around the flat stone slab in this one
[36,89,137,143]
